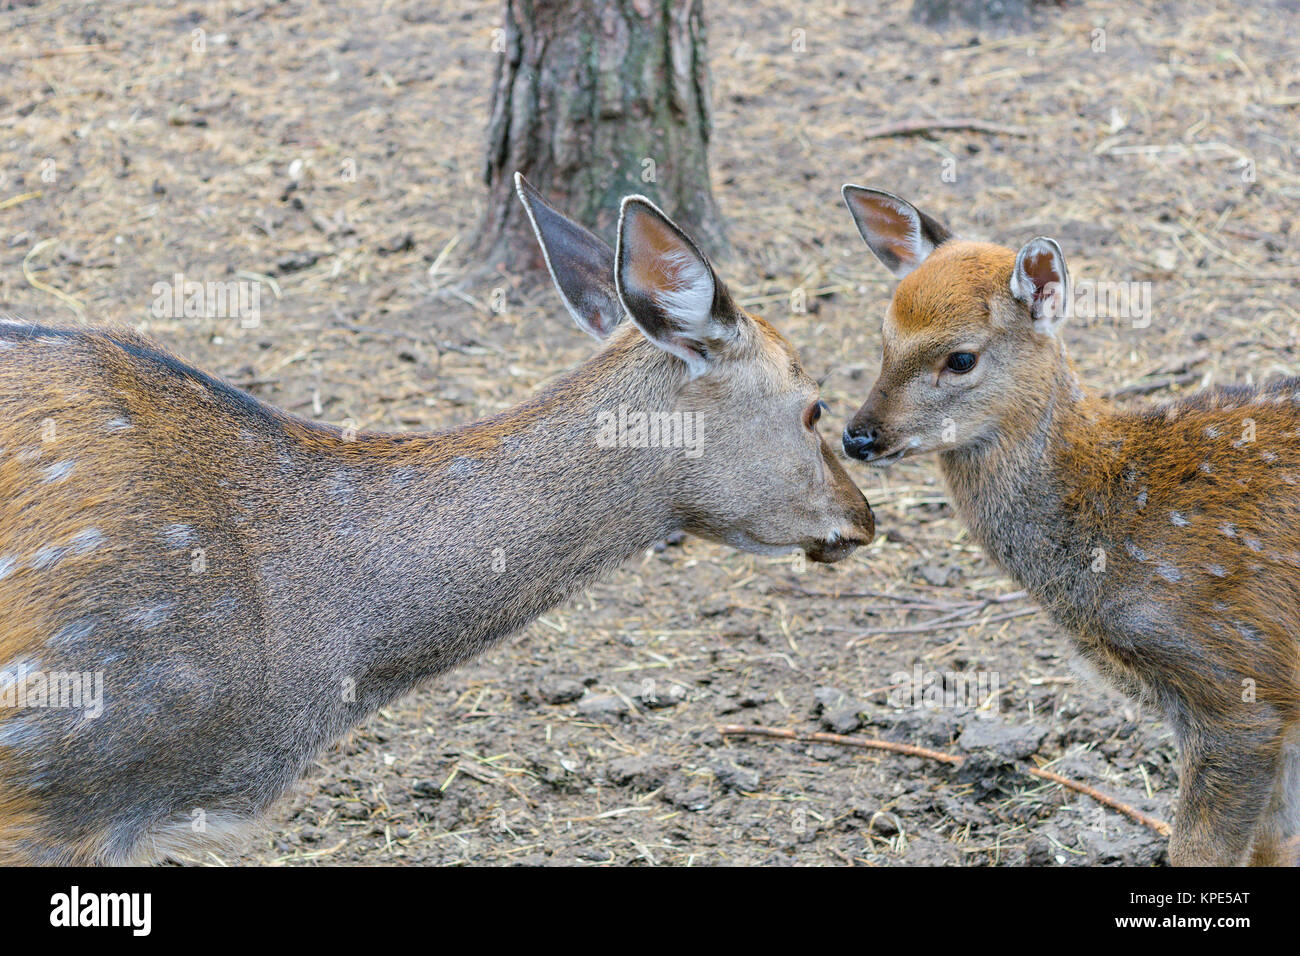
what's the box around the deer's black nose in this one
[842,425,879,460]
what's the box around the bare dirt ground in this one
[2,0,1297,865]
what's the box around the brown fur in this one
[844,205,1300,866]
[0,256,870,863]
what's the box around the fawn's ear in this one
[515,172,623,340]
[842,186,952,279]
[1011,236,1070,334]
[615,195,739,378]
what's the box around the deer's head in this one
[517,174,873,562]
[837,186,1072,467]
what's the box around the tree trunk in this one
[477,0,727,277]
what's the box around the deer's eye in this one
[945,352,978,374]
[804,399,829,430]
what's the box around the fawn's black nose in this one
[842,425,879,461]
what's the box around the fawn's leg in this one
[1170,725,1282,867]
[1247,724,1300,866]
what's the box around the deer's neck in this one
[255,330,681,711]
[938,356,1112,614]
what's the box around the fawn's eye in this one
[803,399,829,430]
[945,352,978,374]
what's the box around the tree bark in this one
[477,0,727,276]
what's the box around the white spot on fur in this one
[70,528,104,554]
[104,417,132,433]
[1155,562,1182,582]
[126,603,173,630]
[53,617,96,645]
[0,715,42,748]
[29,544,67,570]
[327,471,356,503]
[41,460,75,483]
[159,524,194,549]
[447,456,477,478]
[1170,511,1189,527]
[1204,425,1221,439]
[0,556,14,581]
[0,657,41,694]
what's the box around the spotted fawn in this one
[839,185,1299,866]
[0,175,872,864]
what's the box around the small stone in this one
[709,758,760,792]
[607,755,674,790]
[339,801,369,820]
[957,719,1048,761]
[1024,834,1054,866]
[539,677,585,705]
[276,251,319,274]
[814,686,864,734]
[411,780,444,799]
[666,786,712,811]
[625,681,686,709]
[822,707,862,735]
[913,562,961,588]
[576,693,630,717]
[813,686,857,712]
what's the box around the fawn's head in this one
[516,174,873,561]
[837,186,1073,466]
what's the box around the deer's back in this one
[0,323,300,862]
[1053,379,1300,720]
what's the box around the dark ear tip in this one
[843,185,905,205]
[618,194,658,218]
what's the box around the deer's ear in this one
[615,195,739,378]
[515,172,623,340]
[842,185,952,279]
[1011,236,1070,334]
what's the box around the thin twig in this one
[718,723,964,764]
[860,118,1031,140]
[22,239,86,321]
[717,724,1172,837]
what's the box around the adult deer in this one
[0,176,872,864]
[839,185,1299,866]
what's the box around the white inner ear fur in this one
[878,197,929,266]
[645,247,717,378]
[653,247,714,328]
[1011,237,1070,334]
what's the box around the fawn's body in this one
[840,188,1300,865]
[0,182,872,864]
